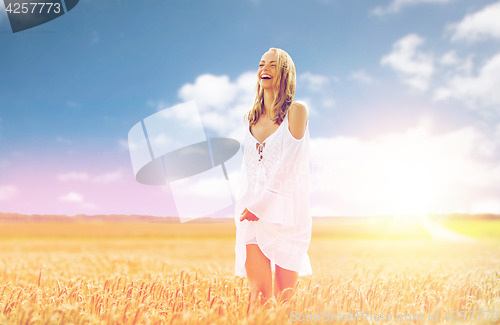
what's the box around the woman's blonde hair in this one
[247,48,296,126]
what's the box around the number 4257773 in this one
[5,3,62,14]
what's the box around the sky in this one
[1,0,500,217]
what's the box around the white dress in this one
[234,108,313,277]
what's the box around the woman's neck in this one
[262,89,275,118]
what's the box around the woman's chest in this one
[249,119,280,144]
[244,127,284,177]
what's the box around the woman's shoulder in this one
[288,101,309,121]
[290,100,308,111]
[287,101,309,140]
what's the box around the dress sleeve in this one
[245,129,308,227]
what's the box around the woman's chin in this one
[259,82,274,90]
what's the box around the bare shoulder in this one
[290,101,309,118]
[288,101,309,140]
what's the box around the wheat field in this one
[0,220,499,324]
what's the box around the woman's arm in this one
[288,101,309,140]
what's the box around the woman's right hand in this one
[240,208,259,222]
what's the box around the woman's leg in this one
[274,264,298,303]
[245,244,272,309]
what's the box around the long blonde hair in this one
[246,48,296,126]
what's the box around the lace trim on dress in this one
[244,110,288,188]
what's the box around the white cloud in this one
[59,192,97,209]
[381,34,434,91]
[470,198,500,214]
[372,0,451,15]
[59,192,84,202]
[439,50,460,66]
[456,55,475,75]
[299,72,331,92]
[0,185,18,201]
[177,71,256,142]
[439,51,475,76]
[179,74,241,110]
[310,122,500,216]
[57,169,123,183]
[434,52,500,109]
[449,1,500,42]
[348,70,375,84]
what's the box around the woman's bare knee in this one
[245,244,272,304]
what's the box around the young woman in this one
[234,48,313,310]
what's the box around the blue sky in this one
[1,0,500,217]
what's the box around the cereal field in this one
[0,219,499,324]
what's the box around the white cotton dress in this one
[234,108,313,277]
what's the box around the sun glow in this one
[310,122,498,217]
[383,159,432,215]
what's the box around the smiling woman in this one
[234,48,312,312]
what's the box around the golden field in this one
[0,219,499,324]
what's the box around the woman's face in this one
[258,51,278,91]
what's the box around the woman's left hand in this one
[240,208,259,222]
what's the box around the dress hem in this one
[237,235,312,277]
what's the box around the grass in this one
[441,220,500,239]
[0,220,499,324]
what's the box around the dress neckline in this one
[248,110,288,145]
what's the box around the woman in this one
[234,48,313,310]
